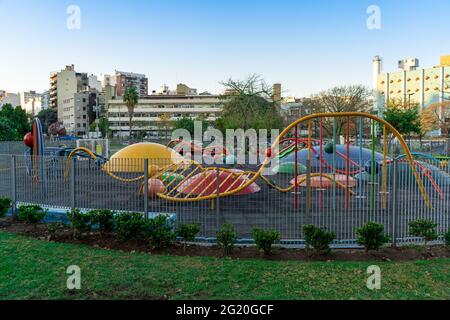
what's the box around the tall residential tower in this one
[115,71,148,97]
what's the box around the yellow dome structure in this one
[104,143,187,174]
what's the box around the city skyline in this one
[1,0,450,96]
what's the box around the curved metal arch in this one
[395,152,440,163]
[63,113,431,207]
[259,173,356,194]
[266,112,430,207]
[158,112,430,207]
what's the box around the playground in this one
[1,112,449,246]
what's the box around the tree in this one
[157,113,173,139]
[310,85,371,140]
[37,108,57,134]
[173,117,195,135]
[89,117,111,138]
[131,120,149,140]
[123,87,139,140]
[409,219,438,253]
[48,122,67,137]
[217,74,283,132]
[419,107,439,137]
[0,118,19,141]
[383,100,421,138]
[0,104,31,141]
[427,101,450,136]
[173,116,209,136]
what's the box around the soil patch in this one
[1,217,448,262]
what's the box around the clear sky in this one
[1,0,450,97]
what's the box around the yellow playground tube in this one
[64,143,191,182]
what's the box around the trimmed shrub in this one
[409,219,438,249]
[17,205,47,224]
[115,212,149,241]
[217,223,237,255]
[0,197,11,218]
[148,215,176,249]
[444,229,450,246]
[302,224,335,255]
[88,209,115,235]
[356,222,390,252]
[67,208,91,237]
[47,222,65,240]
[252,228,280,255]
[176,223,200,251]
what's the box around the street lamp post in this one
[404,92,416,150]
[407,92,415,108]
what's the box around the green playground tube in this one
[433,155,450,161]
[272,162,307,174]
[277,146,296,159]
[161,172,186,183]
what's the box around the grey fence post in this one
[70,157,76,209]
[144,159,149,219]
[216,166,220,229]
[391,158,398,247]
[10,155,17,219]
[306,159,311,222]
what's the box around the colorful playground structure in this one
[54,112,450,214]
[8,112,446,244]
[167,139,236,164]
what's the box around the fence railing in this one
[0,140,78,155]
[0,154,448,247]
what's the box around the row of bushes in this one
[68,209,198,250]
[225,220,447,255]
[1,197,450,255]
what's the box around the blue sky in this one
[1,0,450,97]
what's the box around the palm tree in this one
[123,87,139,141]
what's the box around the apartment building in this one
[0,90,20,108]
[373,55,450,136]
[49,65,104,136]
[115,70,148,97]
[374,55,450,113]
[49,65,88,115]
[176,83,198,96]
[108,94,223,137]
[61,90,105,136]
[20,90,44,115]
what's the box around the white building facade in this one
[0,91,20,108]
[20,91,44,115]
[108,95,223,137]
[374,55,450,114]
[49,65,105,136]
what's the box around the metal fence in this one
[0,140,77,155]
[0,154,449,247]
[409,139,450,155]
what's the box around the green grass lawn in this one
[0,231,449,300]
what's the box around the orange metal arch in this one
[65,113,431,207]
[157,112,431,207]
